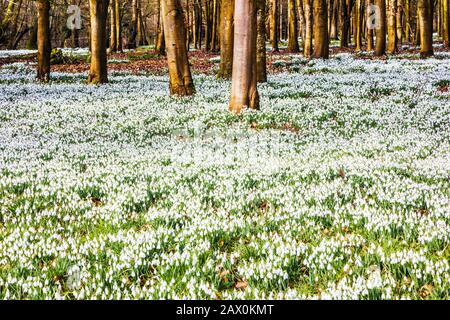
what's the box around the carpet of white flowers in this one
[0,52,449,300]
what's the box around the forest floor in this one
[0,46,449,299]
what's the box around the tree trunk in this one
[218,0,234,79]
[128,0,138,49]
[366,0,374,50]
[37,0,51,82]
[88,0,110,84]
[375,0,387,56]
[443,0,449,46]
[270,0,280,51]
[110,0,117,51]
[313,0,329,58]
[355,0,363,51]
[396,0,403,46]
[229,0,259,113]
[162,0,195,96]
[155,0,166,55]
[340,0,353,47]
[387,0,397,53]
[418,0,434,57]
[257,0,267,82]
[288,0,300,52]
[304,0,313,57]
[115,0,122,52]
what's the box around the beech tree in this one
[387,0,397,54]
[256,0,267,82]
[313,0,329,58]
[229,0,259,113]
[288,0,300,52]
[36,0,51,82]
[270,0,280,51]
[375,0,387,56]
[218,0,234,79]
[418,0,433,57]
[87,0,109,84]
[162,0,195,95]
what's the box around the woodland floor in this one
[0,44,449,299]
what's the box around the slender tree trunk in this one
[288,0,300,52]
[218,0,234,79]
[355,0,363,51]
[298,0,307,42]
[115,0,122,52]
[418,0,434,57]
[366,0,374,50]
[340,0,353,47]
[257,0,267,82]
[443,0,449,46]
[155,0,165,55]
[229,0,259,113]
[313,0,329,57]
[387,0,397,53]
[304,0,313,56]
[37,0,51,82]
[271,0,280,51]
[88,0,110,84]
[128,0,138,49]
[375,0,387,56]
[162,0,195,96]
[27,19,38,50]
[396,0,403,46]
[110,0,117,51]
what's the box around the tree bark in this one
[229,0,259,113]
[257,0,267,82]
[110,0,117,51]
[115,0,122,52]
[162,0,195,96]
[313,0,329,58]
[288,0,300,52]
[37,0,51,82]
[128,0,138,49]
[270,0,280,51]
[443,0,449,46]
[304,0,313,57]
[387,0,397,53]
[155,0,166,55]
[355,0,363,51]
[375,0,387,56]
[218,0,234,79]
[88,0,110,84]
[366,0,374,50]
[418,0,433,57]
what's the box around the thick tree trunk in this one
[218,0,234,79]
[270,0,280,51]
[304,0,313,57]
[313,0,329,58]
[162,0,195,96]
[257,0,267,82]
[88,0,110,84]
[288,0,300,52]
[375,0,387,56]
[229,0,259,113]
[37,0,51,82]
[418,0,434,57]
[387,0,397,53]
